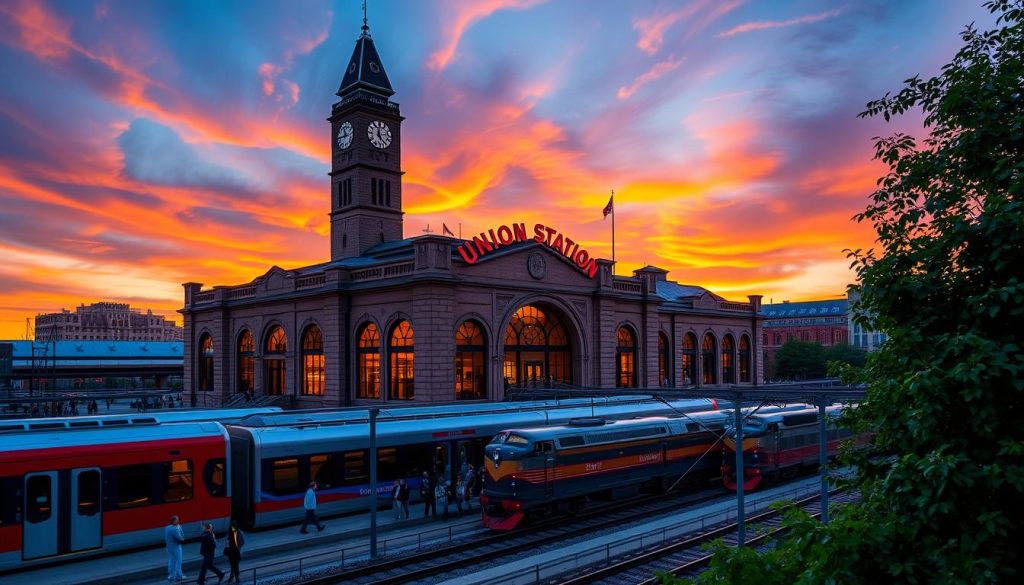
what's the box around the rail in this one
[296,274,327,289]
[612,279,643,294]
[228,285,256,299]
[490,481,827,585]
[352,261,415,282]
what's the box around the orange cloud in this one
[632,0,742,54]
[617,55,684,100]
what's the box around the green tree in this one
[825,342,867,369]
[665,2,1024,583]
[774,340,826,380]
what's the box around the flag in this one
[442,223,455,237]
[602,195,614,219]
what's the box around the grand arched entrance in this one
[502,304,574,386]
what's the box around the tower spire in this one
[361,0,369,36]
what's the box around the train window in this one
[117,464,153,508]
[559,436,584,448]
[77,470,101,516]
[490,432,509,444]
[343,451,367,486]
[162,460,193,503]
[391,444,431,478]
[376,448,399,482]
[310,454,336,489]
[204,458,226,497]
[272,459,301,495]
[506,434,529,445]
[26,475,52,523]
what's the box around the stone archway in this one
[501,303,580,387]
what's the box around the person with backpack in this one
[436,480,451,521]
[223,521,245,583]
[454,476,467,517]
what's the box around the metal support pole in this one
[818,399,829,524]
[369,407,379,558]
[734,398,746,545]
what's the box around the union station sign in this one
[456,222,600,279]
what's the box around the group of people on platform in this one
[164,516,245,584]
[162,465,480,582]
[412,463,479,521]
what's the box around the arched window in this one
[264,326,287,396]
[739,335,752,383]
[721,334,735,384]
[682,333,697,385]
[389,320,414,400]
[503,305,573,385]
[198,334,214,392]
[702,333,717,385]
[455,320,486,400]
[302,325,324,396]
[658,332,671,386]
[616,327,637,388]
[238,330,254,395]
[357,323,380,399]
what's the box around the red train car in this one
[0,421,230,572]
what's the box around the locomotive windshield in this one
[489,431,530,445]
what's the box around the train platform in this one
[3,503,480,585]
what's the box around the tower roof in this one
[337,19,394,98]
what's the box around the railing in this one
[228,285,256,299]
[230,504,483,584]
[192,291,215,304]
[612,279,643,294]
[719,301,753,312]
[352,262,415,282]
[490,482,830,585]
[297,274,327,289]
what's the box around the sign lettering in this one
[456,222,599,279]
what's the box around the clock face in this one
[336,121,353,150]
[367,120,392,149]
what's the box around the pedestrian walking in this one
[436,480,450,521]
[397,478,410,519]
[164,515,186,581]
[420,471,435,518]
[197,523,224,584]
[391,480,402,520]
[300,481,326,533]
[223,520,245,583]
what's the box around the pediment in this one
[455,241,600,287]
[258,266,291,292]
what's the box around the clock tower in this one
[329,15,404,261]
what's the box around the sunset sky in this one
[0,0,993,339]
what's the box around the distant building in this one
[761,299,849,379]
[35,302,183,342]
[847,289,887,351]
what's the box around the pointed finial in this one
[361,0,369,36]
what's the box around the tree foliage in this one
[825,342,867,369]
[774,340,827,380]
[665,2,1024,583]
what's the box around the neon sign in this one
[456,222,599,279]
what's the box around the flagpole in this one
[611,189,616,276]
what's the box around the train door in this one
[433,444,450,484]
[538,441,555,498]
[70,468,102,552]
[23,472,57,560]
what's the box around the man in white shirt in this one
[300,481,326,534]
[164,515,186,581]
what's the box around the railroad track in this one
[294,483,735,584]
[555,488,860,585]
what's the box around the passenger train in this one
[721,405,856,490]
[481,404,853,530]
[0,396,718,572]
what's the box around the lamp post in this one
[369,407,379,559]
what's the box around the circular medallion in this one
[527,252,546,280]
